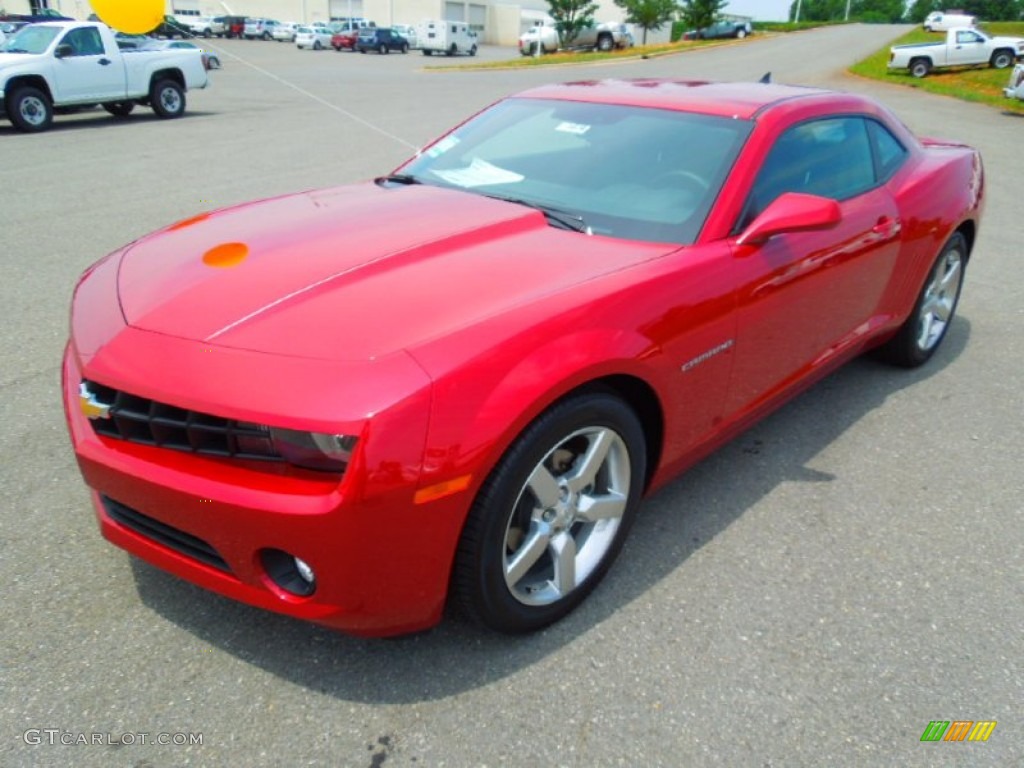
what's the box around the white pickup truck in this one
[1,21,208,132]
[888,27,1024,78]
[519,19,630,55]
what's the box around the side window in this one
[866,119,908,182]
[741,117,875,228]
[62,28,105,56]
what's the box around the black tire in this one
[447,44,457,56]
[469,44,477,56]
[6,86,53,132]
[596,33,613,52]
[401,43,409,53]
[452,392,646,634]
[379,43,388,54]
[736,28,747,38]
[991,49,1013,69]
[262,31,271,41]
[875,232,966,367]
[102,101,135,117]
[202,28,211,38]
[314,40,322,50]
[149,79,186,119]
[423,48,433,55]
[910,58,931,78]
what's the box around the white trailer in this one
[418,20,477,56]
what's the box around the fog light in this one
[261,549,316,597]
[294,557,315,585]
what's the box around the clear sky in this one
[724,0,793,21]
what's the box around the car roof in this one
[515,79,835,121]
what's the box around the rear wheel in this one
[150,79,185,119]
[596,34,613,52]
[910,58,931,78]
[452,392,646,634]
[470,44,477,56]
[313,40,322,50]
[447,43,457,56]
[7,87,53,132]
[401,43,409,53]
[875,232,966,367]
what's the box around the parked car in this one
[273,21,299,42]
[683,19,753,40]
[0,8,71,23]
[923,10,976,31]
[64,78,984,637]
[518,18,627,54]
[138,39,221,70]
[215,16,247,39]
[244,18,279,40]
[391,24,418,48]
[888,27,1024,77]
[1005,61,1024,100]
[180,16,224,38]
[0,21,208,131]
[152,15,191,39]
[295,25,332,50]
[331,27,365,50]
[356,27,409,53]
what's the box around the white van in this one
[417,20,478,56]
[923,11,977,31]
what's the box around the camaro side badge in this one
[79,382,112,420]
[681,339,735,372]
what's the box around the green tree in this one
[547,0,600,45]
[851,0,907,22]
[614,0,678,43]
[679,0,727,32]
[906,0,938,23]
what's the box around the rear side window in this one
[866,119,908,183]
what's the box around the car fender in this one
[414,325,662,503]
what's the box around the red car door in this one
[725,116,901,418]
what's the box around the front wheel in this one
[150,79,186,119]
[991,50,1014,69]
[875,232,966,367]
[736,28,748,38]
[469,44,477,56]
[401,43,409,53]
[313,40,322,50]
[7,86,54,132]
[452,392,646,634]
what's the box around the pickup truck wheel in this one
[7,87,53,132]
[736,28,747,38]
[596,34,613,52]
[909,58,931,78]
[990,50,1014,69]
[150,79,186,119]
[103,101,135,117]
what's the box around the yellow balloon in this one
[89,0,165,35]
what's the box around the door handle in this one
[99,58,111,65]
[872,216,901,238]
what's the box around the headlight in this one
[270,428,358,473]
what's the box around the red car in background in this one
[64,79,983,637]
[331,27,365,50]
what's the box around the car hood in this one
[117,183,671,361]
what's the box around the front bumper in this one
[62,326,467,636]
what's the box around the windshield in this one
[2,25,60,53]
[397,98,752,244]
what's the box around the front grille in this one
[101,496,231,573]
[82,380,282,462]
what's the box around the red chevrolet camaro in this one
[64,79,984,637]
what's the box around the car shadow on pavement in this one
[129,317,970,704]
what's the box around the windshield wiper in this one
[481,194,591,234]
[374,173,421,187]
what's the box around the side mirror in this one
[55,43,73,58]
[736,192,841,248]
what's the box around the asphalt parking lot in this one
[2,25,1021,767]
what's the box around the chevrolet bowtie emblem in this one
[79,382,112,420]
